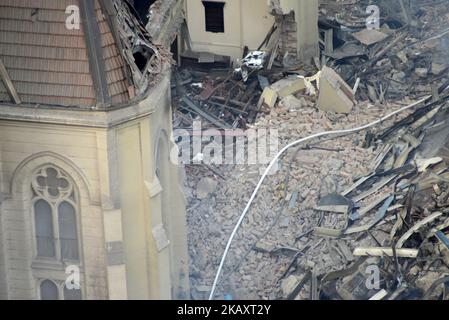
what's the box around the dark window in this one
[58,202,79,261]
[35,200,55,258]
[40,280,58,300]
[202,1,225,33]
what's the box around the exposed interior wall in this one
[275,12,297,60]
[277,0,319,63]
[185,0,275,62]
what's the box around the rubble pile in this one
[172,67,272,130]
[185,92,429,300]
[320,0,449,103]
[182,0,449,300]
[171,54,308,130]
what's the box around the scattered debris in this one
[184,0,449,301]
[315,193,353,214]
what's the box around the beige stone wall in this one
[0,122,108,299]
[185,0,275,62]
[0,74,189,300]
[114,84,189,299]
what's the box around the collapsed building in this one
[1,0,449,301]
[0,0,189,299]
[180,0,449,300]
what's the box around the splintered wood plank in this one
[0,57,21,104]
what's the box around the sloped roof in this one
[0,0,152,108]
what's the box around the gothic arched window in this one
[32,166,79,262]
[40,280,58,300]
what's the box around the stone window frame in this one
[8,151,97,299]
[30,165,83,269]
[37,278,83,300]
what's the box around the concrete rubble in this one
[175,0,449,300]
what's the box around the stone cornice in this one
[0,73,170,129]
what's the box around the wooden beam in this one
[324,29,334,55]
[353,247,419,258]
[0,58,21,104]
[80,0,111,108]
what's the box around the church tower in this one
[0,0,189,299]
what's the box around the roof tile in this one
[0,0,132,107]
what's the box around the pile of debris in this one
[319,0,449,103]
[185,95,378,300]
[183,0,449,300]
[172,67,269,130]
[291,93,449,300]
[187,91,449,301]
[171,13,320,131]
[184,81,432,300]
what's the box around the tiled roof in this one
[0,0,132,108]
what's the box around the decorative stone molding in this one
[10,151,96,205]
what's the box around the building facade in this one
[0,0,189,300]
[184,0,275,62]
[184,0,319,64]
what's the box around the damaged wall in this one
[184,0,319,64]
[184,0,275,62]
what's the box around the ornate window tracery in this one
[32,166,83,300]
[32,166,79,262]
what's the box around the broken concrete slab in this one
[396,51,408,63]
[280,275,301,299]
[257,86,279,110]
[352,29,389,46]
[270,76,306,99]
[415,68,429,78]
[196,177,218,199]
[317,66,355,114]
[432,62,448,76]
[415,157,443,173]
[315,193,353,214]
[254,240,276,253]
